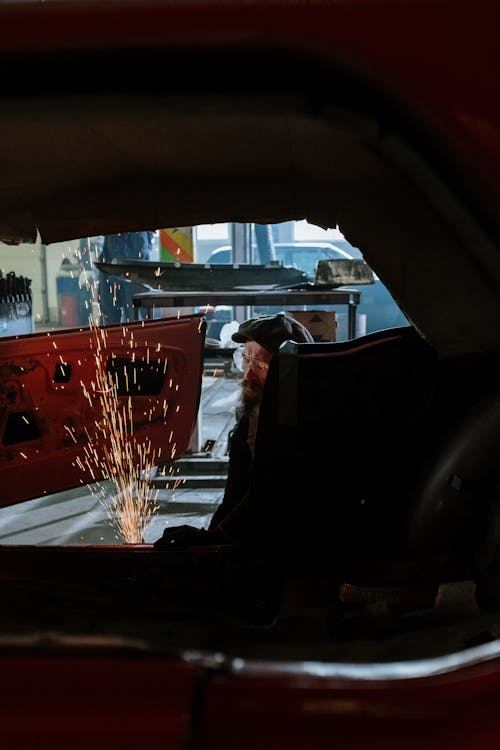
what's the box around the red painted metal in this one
[0,2,499,745]
[0,315,204,506]
[201,659,500,749]
[0,1,499,219]
[0,654,198,750]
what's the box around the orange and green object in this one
[159,227,195,263]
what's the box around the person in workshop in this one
[154,312,314,549]
[98,230,155,324]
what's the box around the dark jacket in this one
[209,414,252,542]
[99,231,153,262]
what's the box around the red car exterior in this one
[1,0,499,227]
[1,1,500,748]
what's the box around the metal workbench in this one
[133,288,361,339]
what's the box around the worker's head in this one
[232,313,314,411]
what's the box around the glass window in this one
[293,219,345,242]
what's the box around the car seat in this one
[245,325,500,612]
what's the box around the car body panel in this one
[0,315,204,506]
[0,651,198,750]
[200,649,500,750]
[2,542,500,750]
[95,259,308,291]
[0,0,499,237]
[2,0,500,745]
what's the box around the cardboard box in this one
[288,310,337,342]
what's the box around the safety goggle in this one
[232,346,270,374]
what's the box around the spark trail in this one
[76,316,160,544]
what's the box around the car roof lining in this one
[1,45,499,358]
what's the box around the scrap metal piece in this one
[95,260,308,292]
[315,259,374,286]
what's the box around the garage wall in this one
[0,237,80,325]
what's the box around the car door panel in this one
[0,315,205,507]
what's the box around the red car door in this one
[0,314,205,507]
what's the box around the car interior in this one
[2,15,500,743]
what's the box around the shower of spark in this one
[74,291,160,544]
